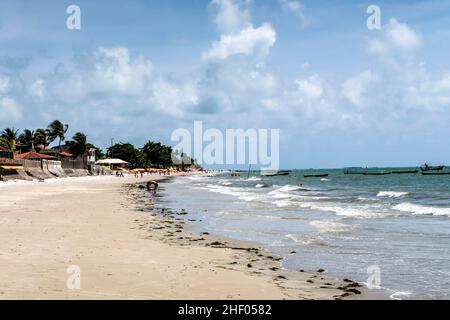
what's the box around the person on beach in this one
[147,181,159,194]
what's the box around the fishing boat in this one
[261,170,291,177]
[363,172,391,176]
[304,173,329,178]
[421,172,450,176]
[392,170,419,174]
[343,167,367,174]
[420,164,445,171]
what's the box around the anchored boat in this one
[304,173,329,178]
[420,164,445,172]
[261,170,291,177]
[363,172,392,176]
[392,170,419,174]
[343,167,367,174]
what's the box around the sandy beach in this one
[0,175,370,300]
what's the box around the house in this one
[95,159,129,170]
[15,152,58,160]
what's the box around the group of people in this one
[115,171,125,177]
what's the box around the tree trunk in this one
[58,138,62,159]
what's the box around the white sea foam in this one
[246,176,262,181]
[393,202,450,217]
[320,178,330,181]
[268,185,304,199]
[285,234,326,246]
[389,291,412,300]
[299,202,386,218]
[276,185,303,192]
[273,199,293,207]
[310,220,352,233]
[204,184,261,202]
[255,184,266,188]
[377,191,409,198]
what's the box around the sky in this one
[1,0,450,169]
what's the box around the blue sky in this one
[1,0,450,168]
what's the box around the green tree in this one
[34,128,51,148]
[47,120,69,158]
[107,143,149,168]
[1,127,19,141]
[18,129,36,152]
[69,132,88,158]
[141,141,173,168]
[0,127,19,156]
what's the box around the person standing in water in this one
[147,181,159,195]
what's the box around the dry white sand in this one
[0,175,370,299]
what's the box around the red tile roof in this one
[15,152,58,160]
[59,152,73,157]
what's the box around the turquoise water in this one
[157,169,450,299]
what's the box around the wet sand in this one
[0,175,375,299]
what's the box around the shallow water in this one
[157,169,450,299]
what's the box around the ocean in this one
[156,169,450,299]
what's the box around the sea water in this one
[156,169,450,299]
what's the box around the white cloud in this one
[368,18,421,56]
[210,0,252,34]
[0,97,22,120]
[30,79,46,98]
[280,0,307,27]
[296,75,323,100]
[0,76,11,94]
[92,47,154,95]
[147,80,199,117]
[202,23,276,61]
[342,70,380,108]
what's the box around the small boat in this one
[230,171,241,177]
[420,164,445,171]
[363,172,391,176]
[304,173,329,178]
[261,170,291,177]
[421,172,450,176]
[343,167,367,174]
[392,170,419,174]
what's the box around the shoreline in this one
[136,177,385,300]
[0,174,383,299]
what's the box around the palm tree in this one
[69,132,88,159]
[18,129,36,152]
[47,120,69,158]
[0,127,19,157]
[34,128,50,149]
[0,137,15,155]
[1,127,19,141]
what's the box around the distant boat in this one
[261,170,291,177]
[392,170,419,174]
[421,171,450,176]
[304,173,329,178]
[420,164,445,172]
[363,172,391,176]
[343,167,367,174]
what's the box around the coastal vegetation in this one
[1,121,193,169]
